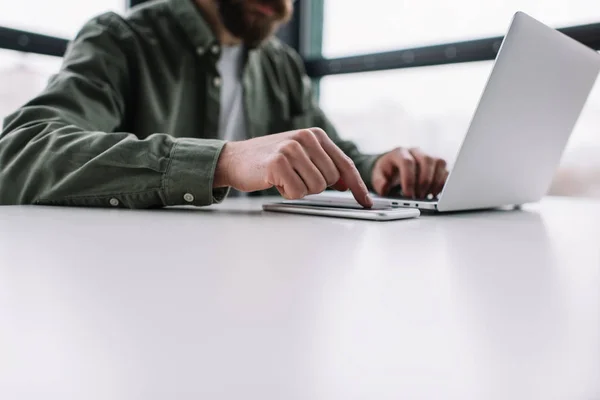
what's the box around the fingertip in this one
[351,187,372,208]
[364,193,374,208]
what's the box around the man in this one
[0,0,448,209]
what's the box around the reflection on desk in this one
[0,197,598,400]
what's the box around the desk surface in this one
[1,197,599,400]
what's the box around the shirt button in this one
[211,44,220,55]
[109,198,120,207]
[183,193,195,203]
[196,47,205,56]
[213,77,222,87]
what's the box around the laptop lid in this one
[437,12,600,212]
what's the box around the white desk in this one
[0,197,599,400]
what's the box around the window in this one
[319,0,600,198]
[0,0,124,39]
[0,0,125,119]
[321,62,492,160]
[0,49,62,119]
[320,61,600,198]
[323,0,600,57]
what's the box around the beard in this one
[215,0,291,48]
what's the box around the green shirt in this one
[0,0,379,208]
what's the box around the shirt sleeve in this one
[0,13,228,208]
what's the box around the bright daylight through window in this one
[0,0,124,120]
[320,0,600,198]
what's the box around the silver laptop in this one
[368,11,600,212]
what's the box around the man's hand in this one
[372,147,448,199]
[214,127,373,208]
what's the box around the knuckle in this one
[390,147,405,158]
[269,153,288,168]
[310,127,327,140]
[343,155,355,168]
[279,139,302,155]
[293,129,314,143]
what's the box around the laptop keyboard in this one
[393,196,438,203]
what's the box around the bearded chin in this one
[216,0,277,48]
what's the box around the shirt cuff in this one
[356,153,384,192]
[162,138,230,206]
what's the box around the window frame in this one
[0,26,67,57]
[305,19,600,78]
[1,0,600,91]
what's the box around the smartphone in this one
[262,202,420,221]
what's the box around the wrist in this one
[214,142,233,188]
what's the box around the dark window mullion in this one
[0,26,68,57]
[127,0,150,8]
[305,21,600,78]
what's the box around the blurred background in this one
[1,0,599,198]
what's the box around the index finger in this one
[312,129,373,208]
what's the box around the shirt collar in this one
[168,0,219,54]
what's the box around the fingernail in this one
[365,194,373,207]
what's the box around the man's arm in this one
[0,14,227,207]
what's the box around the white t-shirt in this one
[216,45,247,142]
[216,45,248,197]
